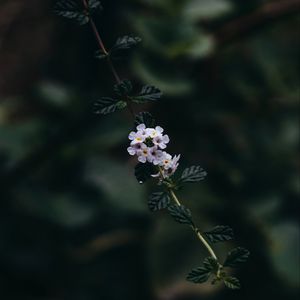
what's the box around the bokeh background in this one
[0,0,299,299]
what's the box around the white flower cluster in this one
[127,124,180,178]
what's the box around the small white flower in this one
[167,154,181,176]
[129,132,145,145]
[160,152,173,169]
[153,134,169,149]
[127,143,144,156]
[147,126,164,138]
[157,154,181,178]
[148,146,163,165]
[136,123,149,138]
[137,144,150,163]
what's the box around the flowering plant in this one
[127,123,180,178]
[54,0,249,289]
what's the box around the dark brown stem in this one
[89,18,109,56]
[89,18,122,84]
[81,0,134,117]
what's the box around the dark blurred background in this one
[0,0,299,299]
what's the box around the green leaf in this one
[95,50,108,60]
[224,247,250,268]
[204,225,234,243]
[88,0,102,12]
[223,276,241,289]
[134,162,156,184]
[94,97,126,115]
[203,256,219,272]
[167,204,193,226]
[114,80,133,97]
[54,0,101,25]
[180,165,207,183]
[187,256,221,284]
[131,85,163,103]
[186,267,210,283]
[111,35,142,54]
[134,112,156,128]
[54,0,89,25]
[148,192,170,212]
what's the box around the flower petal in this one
[127,147,136,155]
[128,132,136,140]
[136,124,146,131]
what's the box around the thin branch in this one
[168,188,218,261]
[81,0,134,118]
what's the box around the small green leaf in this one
[54,0,101,25]
[88,0,102,12]
[95,50,108,60]
[111,35,142,52]
[224,247,250,268]
[203,256,219,272]
[186,267,210,283]
[54,0,89,25]
[134,162,156,184]
[180,166,207,183]
[114,80,133,97]
[148,192,170,212]
[168,204,193,226]
[116,101,127,109]
[223,276,241,289]
[134,112,156,128]
[94,97,126,115]
[131,85,162,103]
[204,225,234,243]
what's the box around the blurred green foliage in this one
[0,0,299,299]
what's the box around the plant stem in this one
[169,189,181,206]
[89,18,122,84]
[168,187,218,260]
[83,0,218,263]
[81,0,134,116]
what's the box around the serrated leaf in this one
[54,0,101,25]
[148,192,170,212]
[134,112,156,128]
[114,80,133,97]
[186,267,210,283]
[168,204,193,226]
[204,225,234,243]
[112,35,142,51]
[116,101,127,110]
[203,256,219,272]
[95,50,108,60]
[88,0,102,11]
[94,97,126,115]
[224,247,250,268]
[180,166,207,183]
[54,0,89,25]
[131,85,162,103]
[223,276,241,289]
[110,35,142,59]
[134,162,156,184]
